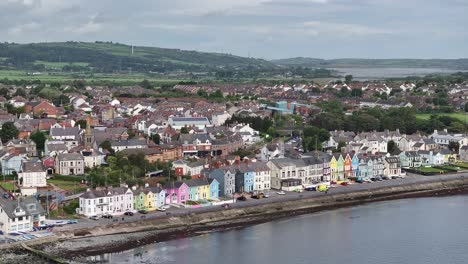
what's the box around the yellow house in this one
[143,189,156,211]
[329,155,338,181]
[186,179,211,201]
[440,149,457,164]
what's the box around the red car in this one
[340,182,348,186]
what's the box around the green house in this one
[133,189,146,210]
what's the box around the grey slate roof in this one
[57,153,84,161]
[50,127,81,138]
[21,161,45,173]
[184,178,209,187]
[0,189,45,219]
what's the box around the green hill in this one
[271,57,468,70]
[0,41,275,73]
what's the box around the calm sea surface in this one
[86,196,468,264]
[330,67,465,79]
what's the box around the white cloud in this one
[303,21,394,35]
[8,22,40,35]
[65,15,103,34]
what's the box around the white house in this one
[78,187,134,217]
[248,162,271,192]
[230,124,261,145]
[211,112,231,127]
[0,190,46,234]
[81,149,106,168]
[168,116,211,130]
[267,158,306,191]
[18,161,47,196]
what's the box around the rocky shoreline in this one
[3,176,468,263]
[40,177,468,262]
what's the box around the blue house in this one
[234,164,255,193]
[204,167,236,197]
[208,178,219,200]
[150,186,166,208]
[351,154,360,177]
[1,154,26,175]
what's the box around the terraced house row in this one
[78,179,219,217]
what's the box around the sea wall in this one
[34,177,468,259]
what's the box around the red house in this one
[42,156,55,175]
[33,101,59,118]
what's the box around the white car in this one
[276,191,286,195]
[157,208,166,212]
[161,205,170,210]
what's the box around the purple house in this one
[163,181,189,204]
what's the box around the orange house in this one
[344,154,352,178]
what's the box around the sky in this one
[1,0,467,59]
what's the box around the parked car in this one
[262,193,270,198]
[400,171,407,178]
[161,205,171,210]
[364,179,373,183]
[251,193,264,199]
[102,214,113,219]
[375,176,383,181]
[67,220,78,224]
[276,191,286,195]
[124,211,134,216]
[138,210,148,214]
[221,204,230,209]
[305,187,317,191]
[89,215,99,221]
[382,176,390,180]
[340,182,348,186]
[156,208,166,212]
[237,196,247,201]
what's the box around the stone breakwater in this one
[31,176,468,260]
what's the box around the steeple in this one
[84,119,94,148]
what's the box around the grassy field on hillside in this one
[34,61,90,69]
[416,113,468,122]
[0,70,188,85]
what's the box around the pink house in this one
[163,181,189,204]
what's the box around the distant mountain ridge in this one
[271,57,468,70]
[0,41,276,73]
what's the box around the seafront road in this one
[56,172,468,232]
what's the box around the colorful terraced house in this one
[185,179,212,201]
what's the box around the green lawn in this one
[48,179,85,193]
[416,113,468,122]
[0,181,17,192]
[455,162,468,169]
[416,167,447,173]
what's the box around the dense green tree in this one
[345,74,353,84]
[180,127,189,134]
[99,140,114,154]
[150,133,160,144]
[387,140,400,154]
[13,88,27,97]
[351,88,363,97]
[0,122,19,143]
[302,126,330,152]
[140,79,153,89]
[30,130,47,151]
[0,87,9,98]
[75,119,87,128]
[449,142,460,153]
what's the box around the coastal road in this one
[55,172,468,232]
